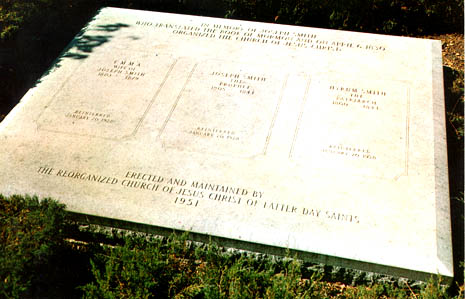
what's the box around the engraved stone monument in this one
[0,7,453,280]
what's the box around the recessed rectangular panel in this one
[291,78,410,179]
[159,60,286,157]
[38,51,175,139]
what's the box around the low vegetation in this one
[0,195,463,298]
[224,0,463,35]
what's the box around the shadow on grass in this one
[443,66,464,290]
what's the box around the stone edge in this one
[431,40,454,278]
[68,211,454,283]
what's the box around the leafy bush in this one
[80,235,322,298]
[0,195,463,298]
[0,194,99,298]
[0,194,67,298]
[80,233,197,298]
[78,233,464,298]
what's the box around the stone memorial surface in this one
[0,7,452,280]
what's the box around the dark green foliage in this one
[77,234,463,298]
[0,195,462,298]
[0,194,67,297]
[79,236,322,298]
[189,245,316,298]
[80,233,198,298]
[0,0,62,40]
[224,0,464,34]
[0,195,99,298]
[444,67,464,141]
[1,0,463,42]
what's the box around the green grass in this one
[0,195,463,298]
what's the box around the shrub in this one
[80,234,324,298]
[0,195,462,297]
[80,233,200,298]
[0,194,67,298]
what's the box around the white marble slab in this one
[0,7,452,280]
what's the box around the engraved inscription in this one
[136,20,387,53]
[291,77,409,179]
[37,52,175,139]
[188,127,239,141]
[159,60,285,157]
[97,59,145,80]
[65,110,115,123]
[330,84,385,110]
[322,144,377,160]
[210,71,267,95]
[37,165,360,224]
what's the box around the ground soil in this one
[429,33,464,73]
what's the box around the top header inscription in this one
[134,20,386,52]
